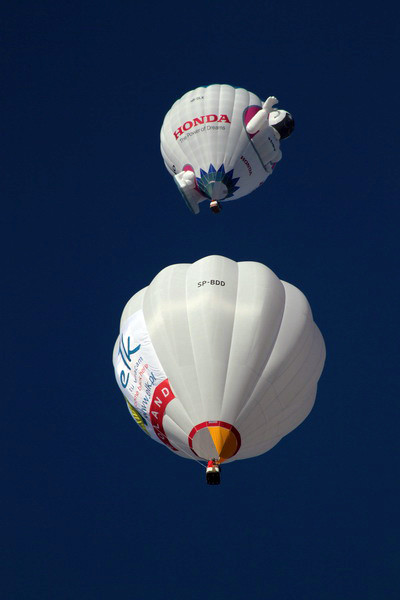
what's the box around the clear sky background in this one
[2,1,399,599]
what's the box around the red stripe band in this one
[149,380,177,451]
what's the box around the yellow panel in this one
[125,400,149,436]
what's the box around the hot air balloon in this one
[113,256,325,484]
[160,84,294,214]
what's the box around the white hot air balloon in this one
[160,84,294,214]
[113,256,325,484]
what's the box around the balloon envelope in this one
[113,256,325,463]
[160,84,282,211]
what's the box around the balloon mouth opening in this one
[206,180,228,201]
[188,421,241,463]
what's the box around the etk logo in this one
[118,335,141,388]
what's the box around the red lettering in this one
[174,115,231,139]
[174,126,183,140]
[149,379,177,451]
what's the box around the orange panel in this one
[208,426,238,462]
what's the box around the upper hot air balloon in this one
[160,84,294,214]
[113,256,325,484]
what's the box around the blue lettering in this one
[120,334,141,363]
[118,343,131,370]
[120,370,129,388]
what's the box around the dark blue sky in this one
[3,2,399,599]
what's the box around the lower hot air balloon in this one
[160,84,294,214]
[112,256,325,484]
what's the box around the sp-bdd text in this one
[197,280,226,287]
